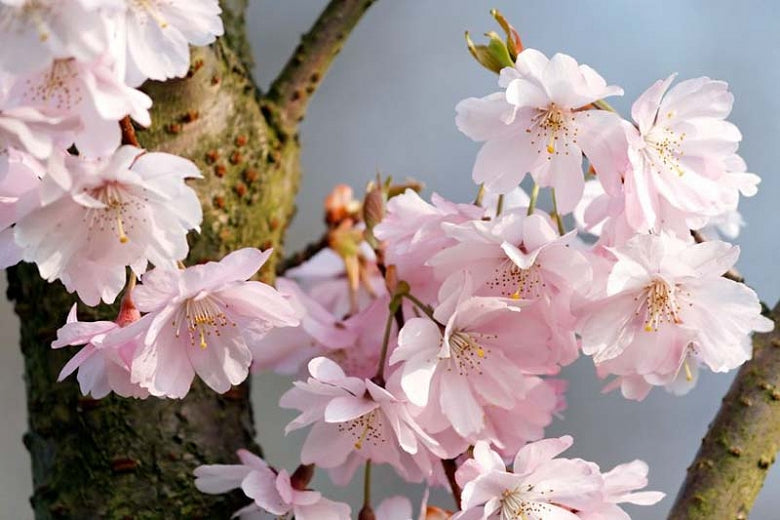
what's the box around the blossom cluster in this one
[196,43,771,517]
[1,2,306,397]
[0,4,773,519]
[0,0,223,294]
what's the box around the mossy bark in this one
[668,302,780,520]
[6,1,375,518]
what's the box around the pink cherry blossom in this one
[116,0,224,86]
[577,460,665,520]
[285,245,387,319]
[0,150,42,268]
[578,233,773,400]
[428,211,589,366]
[0,0,112,75]
[14,145,202,305]
[620,75,758,235]
[0,72,79,172]
[130,248,301,398]
[249,276,358,375]
[373,189,482,301]
[7,55,152,157]
[280,357,443,484]
[52,299,148,399]
[194,449,351,520]
[454,437,603,520]
[456,49,623,212]
[390,272,557,439]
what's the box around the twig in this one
[442,458,462,509]
[668,302,780,519]
[266,0,377,134]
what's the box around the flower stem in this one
[550,188,566,235]
[363,460,372,508]
[403,292,435,320]
[527,183,540,216]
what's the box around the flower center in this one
[23,59,82,112]
[446,331,491,375]
[338,409,385,450]
[526,104,577,158]
[500,488,531,520]
[641,278,682,331]
[1,1,55,42]
[644,124,686,177]
[487,259,545,299]
[130,0,169,28]
[172,295,235,349]
[84,182,142,244]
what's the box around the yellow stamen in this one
[546,132,556,154]
[683,358,693,382]
[354,420,371,450]
[115,211,129,244]
[476,347,485,358]
[199,328,207,350]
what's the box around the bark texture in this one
[668,302,780,520]
[6,1,374,518]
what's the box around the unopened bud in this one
[363,184,385,249]
[325,184,361,226]
[490,9,523,60]
[465,30,512,74]
[466,10,525,73]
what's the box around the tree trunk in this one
[6,1,375,518]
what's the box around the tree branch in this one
[668,301,780,520]
[265,0,377,135]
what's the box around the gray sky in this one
[1,1,779,518]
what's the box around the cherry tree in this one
[1,2,778,519]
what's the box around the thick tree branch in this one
[266,0,377,135]
[668,302,780,520]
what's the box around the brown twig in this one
[442,458,462,510]
[668,302,779,519]
[265,0,377,135]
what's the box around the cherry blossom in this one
[0,150,42,269]
[454,437,603,520]
[280,357,443,484]
[0,0,112,75]
[0,72,78,173]
[116,0,224,86]
[577,460,665,520]
[7,55,152,157]
[14,145,201,305]
[195,449,351,520]
[249,276,358,375]
[373,189,482,301]
[390,272,557,439]
[52,297,148,399]
[456,49,624,212]
[579,233,773,399]
[620,75,758,235]
[130,248,301,398]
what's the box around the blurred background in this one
[2,1,780,518]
